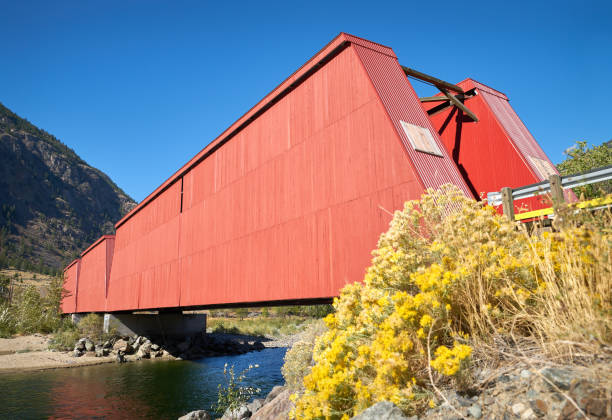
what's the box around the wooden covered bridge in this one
[62,33,560,316]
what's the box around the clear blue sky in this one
[1,1,610,202]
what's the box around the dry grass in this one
[208,316,315,338]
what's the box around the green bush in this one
[49,323,80,351]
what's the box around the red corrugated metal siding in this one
[107,182,181,311]
[424,79,568,213]
[76,237,114,312]
[351,43,473,197]
[177,44,425,308]
[61,259,79,313]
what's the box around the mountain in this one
[0,102,136,274]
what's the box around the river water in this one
[0,347,287,419]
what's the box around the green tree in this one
[557,140,612,199]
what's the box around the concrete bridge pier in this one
[102,312,207,338]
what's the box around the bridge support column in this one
[103,312,207,338]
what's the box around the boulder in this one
[178,410,212,420]
[116,351,126,363]
[95,345,104,357]
[73,349,83,357]
[112,339,135,355]
[264,386,285,404]
[137,341,152,359]
[113,339,128,351]
[102,340,112,349]
[151,343,161,352]
[541,367,573,390]
[221,405,251,420]
[251,390,294,420]
[247,399,264,414]
[75,338,86,352]
[351,401,409,420]
[84,338,95,352]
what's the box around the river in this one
[0,347,287,419]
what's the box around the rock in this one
[75,339,86,351]
[351,401,409,419]
[468,404,482,418]
[102,340,112,349]
[84,338,95,352]
[113,339,128,351]
[520,369,531,378]
[253,341,265,351]
[178,410,212,420]
[221,404,251,420]
[95,345,104,357]
[520,408,535,419]
[540,367,572,390]
[137,341,152,359]
[116,352,126,363]
[512,402,526,415]
[73,349,83,357]
[456,395,473,407]
[151,343,160,352]
[247,399,264,414]
[529,399,548,417]
[251,390,294,420]
[264,386,285,404]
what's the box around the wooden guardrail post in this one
[549,174,565,207]
[501,187,515,221]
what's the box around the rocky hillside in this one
[0,102,136,274]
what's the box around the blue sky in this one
[1,1,610,202]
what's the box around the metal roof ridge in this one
[80,234,115,258]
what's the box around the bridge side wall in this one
[61,259,80,314]
[76,236,114,313]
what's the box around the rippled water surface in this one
[0,347,287,419]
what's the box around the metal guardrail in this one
[487,165,612,207]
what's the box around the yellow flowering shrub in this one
[290,185,611,419]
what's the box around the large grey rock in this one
[84,338,95,352]
[72,349,83,357]
[221,404,251,420]
[137,341,152,359]
[468,403,482,419]
[74,338,86,351]
[112,339,134,355]
[351,401,409,420]
[251,390,294,420]
[178,410,212,420]
[541,367,573,390]
[247,399,264,414]
[95,345,104,357]
[264,386,285,404]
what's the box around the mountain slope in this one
[0,102,136,273]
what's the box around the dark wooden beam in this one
[401,66,464,94]
[439,88,479,122]
[419,96,450,103]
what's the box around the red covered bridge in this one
[62,33,560,315]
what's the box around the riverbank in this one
[0,330,302,373]
[0,334,113,372]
